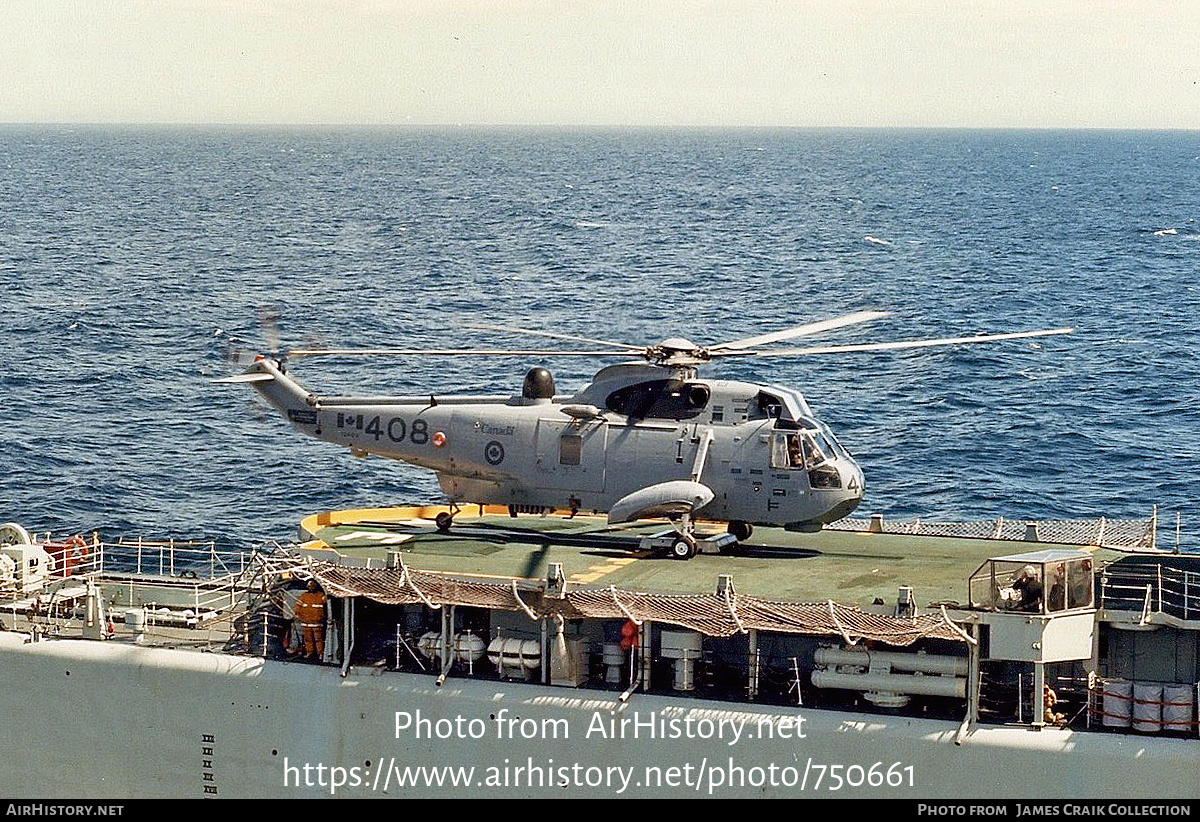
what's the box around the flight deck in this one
[296,505,1150,610]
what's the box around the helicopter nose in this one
[815,460,865,524]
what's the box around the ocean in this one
[2,126,1197,551]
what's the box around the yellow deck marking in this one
[568,555,641,585]
[301,505,666,585]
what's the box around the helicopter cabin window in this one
[604,380,710,421]
[559,433,582,466]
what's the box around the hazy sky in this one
[3,0,1198,128]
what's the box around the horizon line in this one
[2,122,1199,134]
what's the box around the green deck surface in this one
[301,511,1124,609]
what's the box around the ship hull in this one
[2,633,1195,800]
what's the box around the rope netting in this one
[311,562,964,645]
[829,516,1154,550]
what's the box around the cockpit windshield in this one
[771,429,843,488]
[790,417,849,460]
[802,434,830,467]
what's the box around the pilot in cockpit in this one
[787,434,803,468]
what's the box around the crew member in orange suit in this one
[294,579,327,661]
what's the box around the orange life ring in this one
[65,536,88,575]
[44,536,88,577]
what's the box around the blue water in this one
[3,127,1198,550]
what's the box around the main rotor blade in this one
[214,372,276,384]
[735,327,1074,357]
[710,311,892,352]
[287,347,637,359]
[258,304,282,355]
[462,323,644,351]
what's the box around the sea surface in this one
[2,127,1197,551]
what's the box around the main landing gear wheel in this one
[669,535,697,560]
[435,512,454,533]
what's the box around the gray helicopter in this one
[220,312,1071,559]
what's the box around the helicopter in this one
[219,311,1072,559]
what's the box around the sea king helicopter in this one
[220,312,1072,559]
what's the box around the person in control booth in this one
[1011,565,1043,612]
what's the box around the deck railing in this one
[99,536,249,579]
[1099,564,1200,622]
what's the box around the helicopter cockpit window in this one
[605,380,709,421]
[773,431,841,487]
[771,435,793,469]
[772,432,825,471]
[802,434,829,469]
[808,464,841,488]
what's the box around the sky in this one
[2,0,1198,129]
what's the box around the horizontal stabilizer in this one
[608,480,714,525]
[213,372,276,384]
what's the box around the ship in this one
[0,506,1197,800]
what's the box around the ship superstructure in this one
[0,509,1196,799]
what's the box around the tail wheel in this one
[435,512,454,533]
[727,521,753,542]
[669,535,697,560]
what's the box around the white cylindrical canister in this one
[1132,683,1163,733]
[1100,680,1133,728]
[1161,684,1193,733]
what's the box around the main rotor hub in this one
[649,337,710,365]
[658,337,698,351]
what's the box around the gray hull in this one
[2,633,1196,799]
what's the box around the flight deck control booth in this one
[967,549,1097,726]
